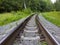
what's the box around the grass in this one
[41,11,60,27]
[0,9,32,26]
[41,41,48,45]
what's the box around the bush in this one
[0,10,31,26]
[23,8,32,14]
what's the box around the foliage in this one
[22,8,32,14]
[0,0,54,12]
[41,11,60,27]
[0,10,32,26]
[28,0,54,12]
[54,0,60,11]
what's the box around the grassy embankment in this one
[41,11,60,27]
[0,9,32,26]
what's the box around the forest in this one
[0,0,60,26]
[0,0,60,12]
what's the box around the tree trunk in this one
[24,1,27,9]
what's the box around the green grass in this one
[41,11,60,27]
[41,41,48,45]
[0,9,32,26]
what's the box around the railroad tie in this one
[12,15,41,45]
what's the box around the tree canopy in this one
[54,0,60,11]
[0,0,59,13]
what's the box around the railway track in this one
[0,14,60,45]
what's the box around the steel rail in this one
[36,15,60,45]
[0,14,34,45]
[0,14,59,45]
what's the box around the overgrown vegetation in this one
[0,0,60,12]
[0,0,60,27]
[42,11,60,27]
[54,0,60,11]
[0,0,54,12]
[0,9,32,26]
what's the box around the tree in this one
[54,0,60,11]
[0,0,55,12]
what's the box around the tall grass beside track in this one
[41,11,60,27]
[0,9,32,26]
